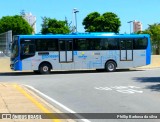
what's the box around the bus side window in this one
[133,38,147,49]
[28,44,35,54]
[47,39,58,51]
[104,42,108,50]
[89,41,95,50]
[59,40,65,51]
[21,44,35,55]
[24,45,29,54]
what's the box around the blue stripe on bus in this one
[14,57,22,71]
[19,61,22,70]
[146,38,151,65]
[17,33,150,39]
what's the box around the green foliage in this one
[148,24,160,54]
[139,23,160,54]
[138,23,160,55]
[0,15,33,35]
[41,17,70,34]
[82,12,121,33]
[82,12,100,32]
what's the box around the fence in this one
[0,30,12,57]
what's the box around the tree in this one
[0,15,33,35]
[82,12,100,32]
[82,12,121,33]
[138,23,160,54]
[41,17,70,34]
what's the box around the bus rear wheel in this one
[39,63,51,74]
[105,61,116,72]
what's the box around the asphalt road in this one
[0,69,160,122]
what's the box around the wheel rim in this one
[43,66,49,72]
[108,63,115,71]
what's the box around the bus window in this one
[35,39,58,51]
[23,44,29,54]
[102,38,119,50]
[37,40,48,51]
[120,38,133,50]
[66,40,73,51]
[133,38,148,49]
[126,39,133,50]
[59,40,65,51]
[47,39,58,51]
[20,39,35,59]
[94,39,101,50]
[120,40,125,50]
[74,39,89,50]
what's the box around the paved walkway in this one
[0,83,73,122]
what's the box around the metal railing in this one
[0,30,12,57]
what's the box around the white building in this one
[133,20,142,33]
[23,12,36,34]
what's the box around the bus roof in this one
[16,32,150,39]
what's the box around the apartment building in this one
[23,12,36,33]
[133,20,142,33]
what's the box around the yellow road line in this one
[13,84,61,122]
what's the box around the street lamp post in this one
[73,8,79,33]
[127,21,133,34]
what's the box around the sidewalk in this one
[0,83,73,122]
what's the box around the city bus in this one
[10,32,151,74]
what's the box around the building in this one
[23,12,36,34]
[133,20,142,33]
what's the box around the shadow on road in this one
[133,77,160,91]
[0,69,144,76]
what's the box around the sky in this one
[1,0,160,34]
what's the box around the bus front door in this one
[120,39,133,61]
[59,39,73,63]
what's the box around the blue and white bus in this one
[10,33,151,74]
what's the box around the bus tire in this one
[105,61,116,72]
[39,63,51,74]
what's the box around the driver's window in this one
[20,39,35,58]
[24,44,30,55]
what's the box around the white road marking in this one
[95,87,112,90]
[25,85,91,122]
[95,86,143,94]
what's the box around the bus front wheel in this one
[105,61,116,72]
[39,63,51,74]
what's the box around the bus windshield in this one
[11,39,18,59]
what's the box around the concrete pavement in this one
[0,83,74,122]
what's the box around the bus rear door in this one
[120,39,133,61]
